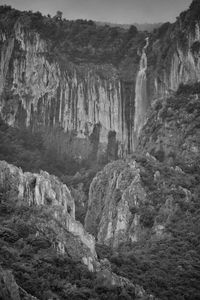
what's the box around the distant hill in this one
[95,21,163,32]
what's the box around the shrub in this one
[191,41,200,54]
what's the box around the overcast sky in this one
[0,0,192,23]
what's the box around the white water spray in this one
[134,37,149,139]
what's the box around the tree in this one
[128,25,138,37]
[55,10,63,21]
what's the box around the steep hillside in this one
[85,150,199,248]
[0,160,155,300]
[85,83,200,299]
[147,0,200,101]
[138,82,200,169]
[0,160,97,298]
[0,160,96,266]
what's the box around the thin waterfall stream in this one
[134,37,149,141]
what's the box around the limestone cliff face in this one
[85,153,195,248]
[85,160,146,247]
[138,84,200,168]
[1,1,200,157]
[0,21,128,156]
[134,1,200,139]
[148,13,200,101]
[0,160,96,270]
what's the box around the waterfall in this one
[134,37,149,140]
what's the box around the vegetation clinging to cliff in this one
[95,154,200,300]
[138,82,200,173]
[92,79,200,299]
[0,5,146,65]
[109,202,200,300]
[0,192,137,300]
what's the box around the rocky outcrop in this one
[96,259,156,300]
[0,266,38,300]
[85,160,146,247]
[0,264,155,300]
[0,160,97,270]
[147,1,200,101]
[138,84,200,169]
[85,153,196,248]
[0,266,21,300]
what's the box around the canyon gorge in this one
[0,0,200,299]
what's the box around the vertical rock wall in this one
[149,21,200,100]
[1,9,200,156]
[0,22,128,156]
[84,160,147,248]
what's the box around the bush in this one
[140,207,155,228]
[176,82,200,96]
[191,41,200,54]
